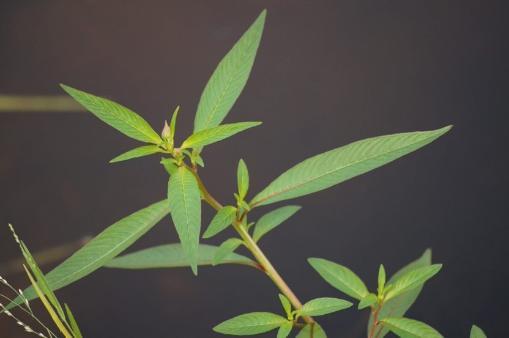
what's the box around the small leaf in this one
[237,159,250,200]
[368,249,432,338]
[64,304,83,338]
[384,264,442,301]
[278,294,292,318]
[194,10,266,133]
[296,323,327,338]
[308,258,369,300]
[213,312,287,335]
[298,297,352,317]
[167,166,202,275]
[470,325,487,338]
[358,293,378,310]
[182,122,261,149]
[251,126,452,207]
[110,145,162,163]
[381,317,443,338]
[277,322,293,338]
[203,206,237,239]
[252,205,301,242]
[161,158,178,175]
[105,244,256,269]
[8,200,170,309]
[213,238,244,266]
[60,84,162,144]
[378,264,386,295]
[170,105,179,140]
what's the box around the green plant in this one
[1,9,487,338]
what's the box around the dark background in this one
[1,1,507,337]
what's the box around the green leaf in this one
[213,312,287,335]
[105,244,255,269]
[358,293,378,310]
[252,205,301,242]
[381,317,443,338]
[194,10,266,133]
[277,322,293,338]
[161,158,178,175]
[368,249,432,338]
[278,294,292,318]
[8,200,170,309]
[213,238,244,266]
[308,258,369,300]
[182,122,261,149]
[60,84,162,144]
[237,159,250,200]
[250,126,452,207]
[384,264,442,301]
[296,323,327,338]
[64,304,83,338]
[203,206,237,239]
[297,297,352,317]
[167,166,202,275]
[470,325,487,338]
[170,105,179,140]
[110,145,162,163]
[378,264,386,295]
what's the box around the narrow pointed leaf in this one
[296,323,327,338]
[213,312,287,335]
[60,84,161,144]
[277,322,293,338]
[308,258,369,300]
[194,10,266,132]
[358,293,378,310]
[378,264,386,295]
[182,122,261,149]
[470,325,487,338]
[252,205,301,242]
[213,238,243,266]
[369,249,432,338]
[298,297,352,317]
[105,244,256,269]
[167,166,201,274]
[384,264,442,301]
[278,294,292,318]
[203,206,237,239]
[8,200,169,309]
[64,304,83,338]
[110,145,162,163]
[381,317,443,338]
[251,126,451,207]
[237,159,250,200]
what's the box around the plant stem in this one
[192,170,315,325]
[368,306,381,338]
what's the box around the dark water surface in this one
[1,1,507,337]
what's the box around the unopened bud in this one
[161,120,171,140]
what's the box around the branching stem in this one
[191,170,315,325]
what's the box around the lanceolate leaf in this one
[278,294,292,318]
[381,317,443,338]
[193,10,266,133]
[358,293,378,310]
[203,206,237,239]
[384,264,442,301]
[237,159,250,200]
[181,122,261,149]
[60,84,162,144]
[308,258,369,300]
[105,244,256,269]
[8,200,170,309]
[213,312,287,335]
[297,297,352,317]
[252,205,301,242]
[213,238,244,266]
[470,325,487,338]
[251,126,451,207]
[110,145,163,163]
[296,323,327,338]
[167,166,202,275]
[368,249,432,338]
[277,322,293,338]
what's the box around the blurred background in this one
[0,1,507,337]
